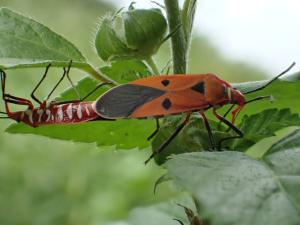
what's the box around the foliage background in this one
[0,0,288,224]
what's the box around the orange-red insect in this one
[95,63,295,163]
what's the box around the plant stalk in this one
[164,0,187,74]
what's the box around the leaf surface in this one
[166,150,300,225]
[0,8,85,68]
[0,8,115,82]
[232,108,300,151]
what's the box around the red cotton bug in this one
[94,63,296,164]
[0,62,112,127]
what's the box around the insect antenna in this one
[244,62,296,94]
[222,104,235,120]
[245,95,273,104]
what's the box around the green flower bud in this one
[95,8,167,61]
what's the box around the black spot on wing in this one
[191,81,205,94]
[162,98,171,110]
[161,79,170,86]
[95,84,165,118]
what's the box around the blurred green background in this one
[0,0,267,224]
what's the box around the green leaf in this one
[267,128,300,155]
[5,76,154,150]
[182,0,197,44]
[107,194,199,225]
[100,60,151,83]
[0,8,85,67]
[0,8,114,83]
[166,151,300,225]
[232,108,300,151]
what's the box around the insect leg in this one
[213,108,243,150]
[199,111,216,150]
[3,95,33,106]
[56,61,112,102]
[45,66,68,101]
[81,82,112,101]
[31,64,51,105]
[64,61,81,100]
[222,104,235,120]
[0,110,8,118]
[225,95,272,132]
[217,104,235,130]
[147,118,160,141]
[145,113,191,164]
[173,219,185,225]
[1,70,33,116]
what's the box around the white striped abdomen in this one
[16,101,100,126]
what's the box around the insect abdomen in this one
[15,101,99,126]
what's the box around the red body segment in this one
[9,101,100,127]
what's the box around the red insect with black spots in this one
[94,63,295,163]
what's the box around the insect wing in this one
[95,75,215,119]
[94,84,165,119]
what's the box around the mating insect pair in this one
[0,62,295,164]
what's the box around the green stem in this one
[164,0,187,74]
[145,57,160,75]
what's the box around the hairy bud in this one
[95,8,167,61]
